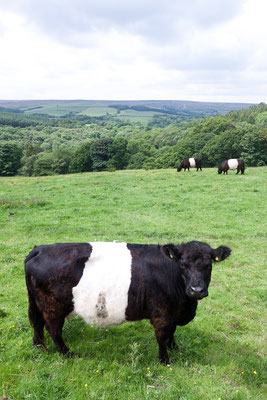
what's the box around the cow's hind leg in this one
[28,291,47,350]
[32,314,46,349]
[44,316,74,357]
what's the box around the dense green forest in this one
[0,102,266,176]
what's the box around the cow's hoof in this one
[32,339,48,352]
[159,357,170,365]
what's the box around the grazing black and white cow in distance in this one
[218,159,245,175]
[25,241,231,364]
[177,158,202,172]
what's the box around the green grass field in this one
[23,102,159,121]
[22,101,161,120]
[23,102,91,117]
[114,109,160,123]
[78,105,118,117]
[0,168,266,399]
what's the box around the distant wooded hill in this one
[0,101,266,176]
[0,99,254,123]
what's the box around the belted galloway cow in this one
[177,158,202,172]
[218,159,245,174]
[25,240,231,364]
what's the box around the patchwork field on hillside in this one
[0,99,254,122]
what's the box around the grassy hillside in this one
[0,167,266,399]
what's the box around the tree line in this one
[0,103,266,176]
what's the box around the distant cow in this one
[25,241,231,364]
[218,159,245,175]
[177,158,202,172]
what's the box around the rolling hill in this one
[0,99,255,122]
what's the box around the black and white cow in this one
[177,158,202,172]
[25,241,231,364]
[218,159,245,175]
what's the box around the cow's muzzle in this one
[186,286,208,300]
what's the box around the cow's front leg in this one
[167,325,177,350]
[152,318,172,364]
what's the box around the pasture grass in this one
[23,100,162,120]
[79,105,159,121]
[78,106,118,117]
[23,102,90,117]
[114,110,159,123]
[0,167,266,399]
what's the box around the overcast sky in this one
[0,0,266,103]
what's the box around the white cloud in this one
[0,0,244,42]
[0,0,266,102]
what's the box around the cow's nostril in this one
[188,285,208,299]
[190,286,205,294]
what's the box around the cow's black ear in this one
[211,246,231,262]
[161,244,181,261]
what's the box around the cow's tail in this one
[25,248,47,349]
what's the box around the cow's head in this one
[218,166,223,174]
[161,241,231,300]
